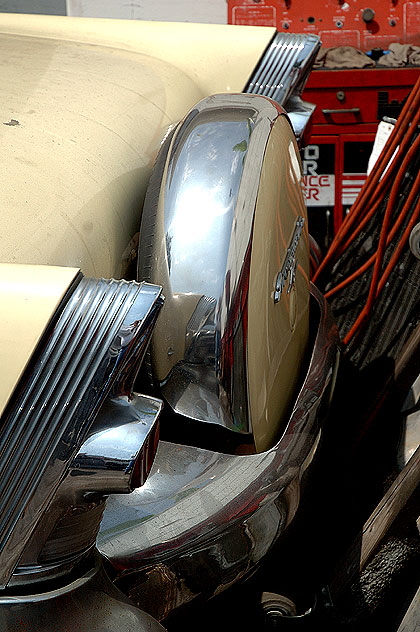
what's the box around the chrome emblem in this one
[274,216,305,303]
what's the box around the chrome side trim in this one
[98,286,340,622]
[11,394,162,586]
[0,278,163,588]
[245,32,320,139]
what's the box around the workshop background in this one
[0,0,227,22]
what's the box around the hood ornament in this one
[274,216,305,303]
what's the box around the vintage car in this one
[0,14,339,631]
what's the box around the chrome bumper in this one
[98,284,340,622]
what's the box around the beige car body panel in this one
[0,14,274,98]
[247,117,309,451]
[0,264,79,416]
[0,15,274,415]
[0,14,274,280]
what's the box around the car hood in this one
[0,14,274,279]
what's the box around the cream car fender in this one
[0,264,80,416]
[0,16,275,281]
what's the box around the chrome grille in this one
[245,32,320,140]
[0,277,162,588]
[246,32,320,105]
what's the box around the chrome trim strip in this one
[0,278,162,588]
[98,286,340,622]
[246,32,320,104]
[10,393,162,583]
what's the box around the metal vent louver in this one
[245,32,321,139]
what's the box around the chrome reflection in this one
[0,276,163,588]
[245,32,320,141]
[98,286,340,622]
[70,394,162,494]
[1,552,165,632]
[139,94,294,435]
[11,394,162,586]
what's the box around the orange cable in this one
[325,193,417,299]
[375,176,420,298]
[364,135,419,319]
[335,105,420,259]
[326,134,420,300]
[342,170,420,345]
[313,78,420,284]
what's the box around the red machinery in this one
[228,0,420,247]
[228,0,420,49]
[301,65,419,246]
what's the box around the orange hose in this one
[325,133,420,299]
[334,105,420,260]
[342,170,420,345]
[375,176,420,299]
[363,132,420,319]
[313,77,420,284]
[337,83,420,237]
[325,168,419,299]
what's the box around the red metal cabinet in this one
[303,67,420,131]
[301,67,419,246]
[228,1,420,245]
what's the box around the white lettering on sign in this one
[304,145,320,160]
[302,145,335,206]
[302,145,320,176]
[303,175,335,206]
